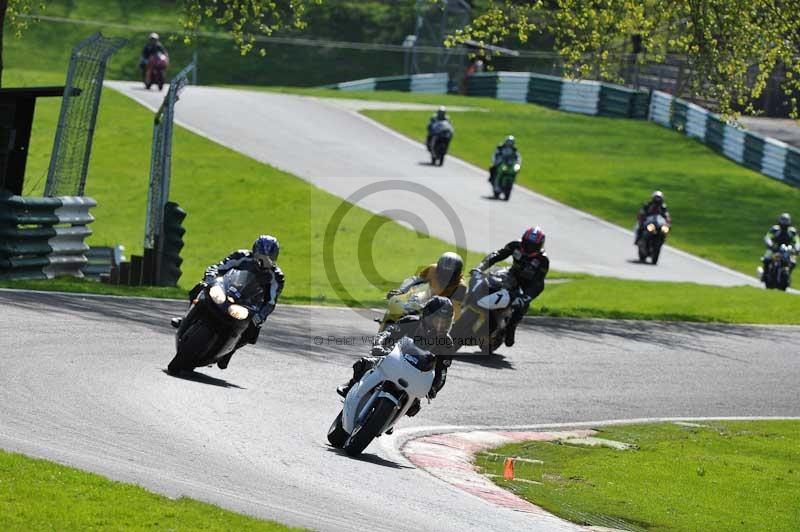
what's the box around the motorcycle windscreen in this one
[222,270,265,308]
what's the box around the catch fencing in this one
[144,60,195,285]
[0,192,95,280]
[45,32,126,197]
[648,91,800,187]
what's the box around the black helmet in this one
[252,235,279,269]
[652,190,664,205]
[436,106,447,120]
[435,252,463,290]
[779,212,791,227]
[420,296,454,338]
[503,135,515,147]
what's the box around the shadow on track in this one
[162,369,246,389]
[626,258,654,266]
[324,446,411,470]
[526,317,777,362]
[450,352,514,370]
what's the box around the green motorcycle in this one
[492,156,520,201]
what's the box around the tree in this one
[0,0,322,86]
[447,0,800,117]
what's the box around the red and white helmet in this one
[521,226,545,256]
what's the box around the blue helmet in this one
[252,235,279,269]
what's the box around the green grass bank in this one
[479,421,800,532]
[271,87,800,278]
[0,449,305,531]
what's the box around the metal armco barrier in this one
[328,72,649,118]
[0,192,95,280]
[327,73,448,94]
[647,90,800,188]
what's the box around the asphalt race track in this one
[106,81,757,287]
[2,290,798,531]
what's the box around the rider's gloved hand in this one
[512,297,527,311]
[386,289,402,299]
[426,388,438,400]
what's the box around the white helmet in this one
[149,32,159,40]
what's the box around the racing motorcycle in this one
[377,283,432,332]
[492,156,520,201]
[637,214,670,265]
[167,270,263,374]
[145,52,169,90]
[450,267,516,354]
[428,121,454,166]
[759,244,795,291]
[327,342,436,456]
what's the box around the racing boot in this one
[217,353,233,370]
[504,322,517,347]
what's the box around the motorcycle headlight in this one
[209,285,226,304]
[646,223,655,232]
[661,225,670,234]
[228,304,249,320]
[513,164,521,172]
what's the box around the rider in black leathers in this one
[472,227,549,348]
[337,297,454,417]
[635,190,672,244]
[172,235,284,369]
[489,135,522,186]
[426,106,450,148]
[139,32,168,79]
[762,212,799,279]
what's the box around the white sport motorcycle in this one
[327,339,435,456]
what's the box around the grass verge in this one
[270,87,800,278]
[0,449,305,531]
[478,421,800,532]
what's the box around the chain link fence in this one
[144,60,195,254]
[45,33,127,197]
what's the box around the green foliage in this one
[449,0,800,118]
[480,421,800,531]
[0,449,306,531]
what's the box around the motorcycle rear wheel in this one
[344,397,396,456]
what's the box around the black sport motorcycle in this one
[167,270,264,374]
[637,214,670,265]
[428,121,453,166]
[761,244,795,291]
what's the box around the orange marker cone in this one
[502,457,515,480]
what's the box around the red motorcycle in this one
[144,52,169,90]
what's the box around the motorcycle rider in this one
[472,226,549,347]
[635,190,672,244]
[171,235,284,370]
[761,213,799,279]
[139,32,168,79]
[426,106,452,151]
[337,296,455,417]
[489,135,522,186]
[386,251,465,301]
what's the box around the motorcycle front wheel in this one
[327,410,348,448]
[343,397,396,456]
[168,320,215,374]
